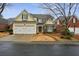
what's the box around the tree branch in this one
[0,3,6,14]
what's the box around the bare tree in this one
[0,3,6,14]
[40,3,79,34]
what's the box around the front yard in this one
[73,35,79,40]
[0,32,78,43]
[0,32,9,38]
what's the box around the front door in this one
[38,26,42,33]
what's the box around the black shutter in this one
[22,13,23,21]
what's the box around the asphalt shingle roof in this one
[31,14,53,19]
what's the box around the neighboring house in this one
[55,16,79,34]
[0,23,9,32]
[0,18,9,32]
[13,10,54,34]
[68,16,79,34]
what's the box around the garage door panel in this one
[14,27,25,34]
[13,25,36,34]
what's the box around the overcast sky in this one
[2,3,79,19]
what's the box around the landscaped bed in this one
[73,35,79,40]
[0,32,9,38]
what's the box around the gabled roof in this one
[67,16,79,28]
[45,19,54,25]
[27,14,36,21]
[55,16,79,28]
[55,16,66,25]
[55,16,79,27]
[31,14,53,19]
[0,19,8,24]
[56,16,65,21]
[15,10,54,22]
[20,9,28,14]
[16,9,28,19]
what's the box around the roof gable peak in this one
[21,9,28,14]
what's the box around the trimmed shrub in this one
[8,29,13,35]
[60,28,74,40]
[60,35,71,40]
[61,28,73,36]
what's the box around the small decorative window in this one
[38,19,43,23]
[57,20,60,25]
[22,13,28,20]
[73,18,77,23]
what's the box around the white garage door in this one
[68,28,79,34]
[13,25,36,34]
[25,27,36,34]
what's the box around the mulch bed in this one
[73,35,79,40]
[0,32,9,38]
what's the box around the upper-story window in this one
[22,13,28,21]
[57,20,60,25]
[38,19,43,23]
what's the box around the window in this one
[73,18,76,23]
[22,13,28,21]
[47,26,53,32]
[57,20,60,25]
[38,19,43,23]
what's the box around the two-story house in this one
[13,10,54,34]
